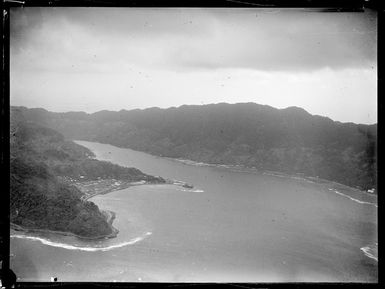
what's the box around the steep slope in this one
[10,109,165,238]
[12,103,377,191]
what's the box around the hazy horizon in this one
[10,8,377,124]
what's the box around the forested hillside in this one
[12,103,377,191]
[10,108,165,238]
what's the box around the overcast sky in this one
[10,8,377,124]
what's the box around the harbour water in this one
[10,141,377,282]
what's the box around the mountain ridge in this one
[13,102,376,125]
[11,103,377,191]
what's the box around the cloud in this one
[166,9,377,71]
[10,8,377,73]
[9,8,377,124]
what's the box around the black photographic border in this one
[0,0,381,288]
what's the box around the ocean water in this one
[10,141,377,282]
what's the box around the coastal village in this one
[59,176,194,201]
[59,176,149,201]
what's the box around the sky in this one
[10,7,377,124]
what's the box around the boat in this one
[182,183,194,189]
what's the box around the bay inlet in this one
[10,141,377,282]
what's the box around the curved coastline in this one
[11,209,119,241]
[78,139,376,209]
[169,156,378,263]
[11,231,153,252]
[169,155,375,196]
[10,180,170,244]
[10,186,154,252]
[13,140,378,281]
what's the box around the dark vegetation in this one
[12,103,377,191]
[10,108,165,238]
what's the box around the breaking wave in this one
[173,158,211,167]
[328,189,377,208]
[263,172,316,184]
[360,243,378,262]
[177,188,205,193]
[171,180,204,193]
[11,232,152,252]
[173,158,252,172]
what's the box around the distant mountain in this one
[10,108,165,238]
[12,103,377,191]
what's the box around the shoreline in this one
[11,180,173,242]
[172,156,374,196]
[262,171,378,205]
[11,209,119,241]
[10,211,119,241]
[80,179,172,201]
[75,140,376,195]
[76,139,375,200]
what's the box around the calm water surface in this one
[10,141,377,282]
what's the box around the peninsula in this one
[10,108,166,239]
